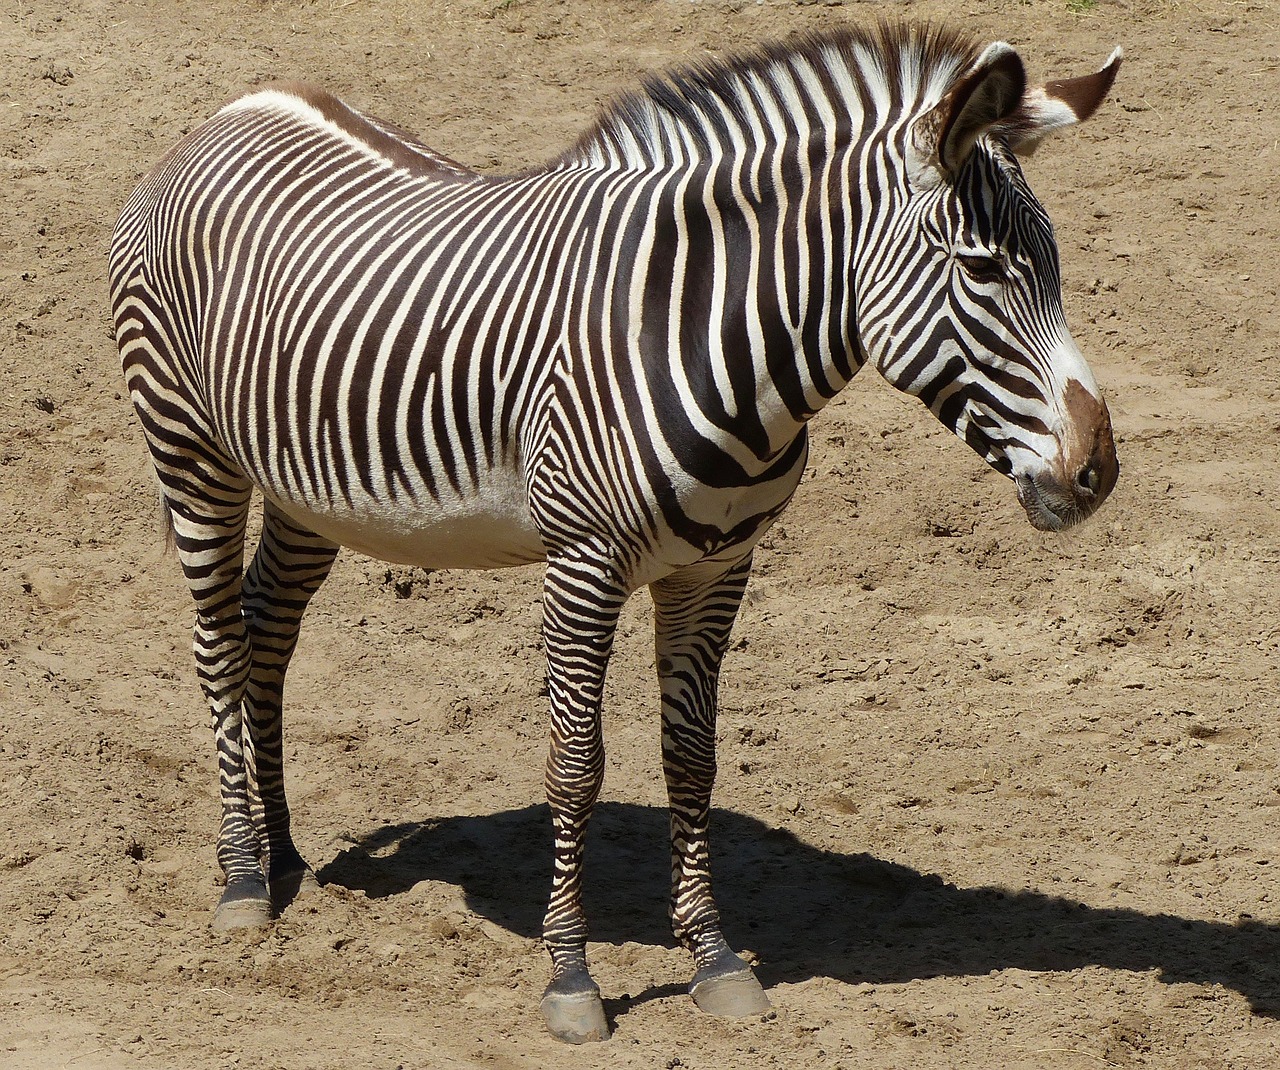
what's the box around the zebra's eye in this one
[956,253,1005,285]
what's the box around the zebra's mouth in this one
[1015,474,1080,532]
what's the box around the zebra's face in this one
[862,41,1122,531]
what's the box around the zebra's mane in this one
[559,22,981,169]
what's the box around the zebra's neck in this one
[540,23,980,467]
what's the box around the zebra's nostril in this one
[1076,464,1101,496]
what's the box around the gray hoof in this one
[270,865,321,911]
[541,976,610,1043]
[690,962,771,1017]
[212,879,272,931]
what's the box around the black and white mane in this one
[562,23,982,166]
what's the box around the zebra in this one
[109,22,1120,1043]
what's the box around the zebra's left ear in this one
[997,48,1123,156]
[908,42,1025,185]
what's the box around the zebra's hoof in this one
[541,975,610,1043]
[213,878,273,931]
[690,959,771,1018]
[270,865,321,912]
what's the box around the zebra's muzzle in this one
[1014,460,1113,532]
[1013,378,1119,531]
[1015,474,1076,531]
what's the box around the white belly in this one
[263,468,546,569]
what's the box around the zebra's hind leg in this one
[537,553,627,1043]
[651,555,772,1019]
[240,501,339,915]
[160,477,274,930]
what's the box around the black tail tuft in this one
[160,493,176,555]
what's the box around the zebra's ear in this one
[997,48,1123,156]
[912,42,1026,180]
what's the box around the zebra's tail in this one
[156,482,176,556]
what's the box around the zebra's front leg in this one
[538,555,626,1044]
[652,555,771,1018]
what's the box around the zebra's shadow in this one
[317,801,1280,1015]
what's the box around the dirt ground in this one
[3,0,1280,1067]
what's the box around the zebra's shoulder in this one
[218,82,477,180]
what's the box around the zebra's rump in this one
[264,82,476,180]
[110,82,596,566]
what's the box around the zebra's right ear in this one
[910,43,1026,184]
[997,48,1123,157]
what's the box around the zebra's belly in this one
[261,478,547,570]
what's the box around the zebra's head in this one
[860,40,1122,531]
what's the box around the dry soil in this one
[3,1,1280,1068]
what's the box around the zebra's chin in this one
[1015,474,1088,533]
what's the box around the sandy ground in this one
[3,0,1280,1067]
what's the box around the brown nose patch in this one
[1063,378,1119,502]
